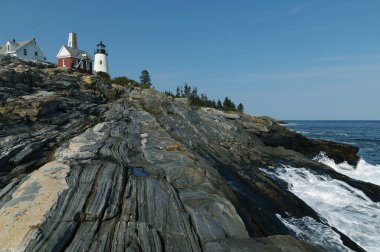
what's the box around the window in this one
[62,58,66,67]
[35,52,38,57]
[23,49,27,56]
[99,60,102,65]
[7,45,10,51]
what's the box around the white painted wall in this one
[15,42,46,62]
[68,32,78,48]
[6,41,16,52]
[94,53,109,74]
[56,46,71,58]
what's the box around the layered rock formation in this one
[0,56,378,251]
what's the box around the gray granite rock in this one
[0,57,372,252]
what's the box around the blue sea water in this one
[267,120,380,251]
[283,120,380,165]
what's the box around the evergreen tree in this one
[169,84,243,112]
[191,87,198,98]
[211,100,217,108]
[200,94,207,102]
[223,97,233,109]
[237,103,244,112]
[217,100,222,108]
[184,83,191,97]
[231,101,236,109]
[139,70,152,87]
[165,91,174,97]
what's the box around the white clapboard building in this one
[0,38,47,62]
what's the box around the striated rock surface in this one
[0,161,69,251]
[0,56,378,251]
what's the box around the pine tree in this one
[217,100,222,108]
[223,97,230,109]
[165,91,174,97]
[223,97,236,110]
[184,83,191,97]
[191,87,198,98]
[201,94,208,103]
[168,84,243,112]
[211,100,217,108]
[139,70,152,87]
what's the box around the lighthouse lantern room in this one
[94,41,109,75]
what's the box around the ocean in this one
[284,120,380,165]
[282,120,380,186]
[262,120,380,251]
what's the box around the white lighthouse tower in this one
[93,41,109,75]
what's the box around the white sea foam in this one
[314,152,380,186]
[336,133,349,137]
[263,167,380,252]
[276,215,353,252]
[296,130,310,134]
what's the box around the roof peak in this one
[57,45,92,60]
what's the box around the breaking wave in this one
[314,152,380,186]
[276,215,353,252]
[263,167,380,252]
[296,130,310,134]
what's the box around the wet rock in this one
[257,124,360,165]
[203,235,323,252]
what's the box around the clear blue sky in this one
[1,0,380,120]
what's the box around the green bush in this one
[140,83,152,89]
[112,76,139,87]
[97,71,110,82]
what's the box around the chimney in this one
[68,32,78,49]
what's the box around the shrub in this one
[96,71,111,82]
[112,76,139,87]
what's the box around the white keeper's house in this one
[0,38,47,62]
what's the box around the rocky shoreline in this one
[0,56,378,251]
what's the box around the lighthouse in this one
[93,41,109,75]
